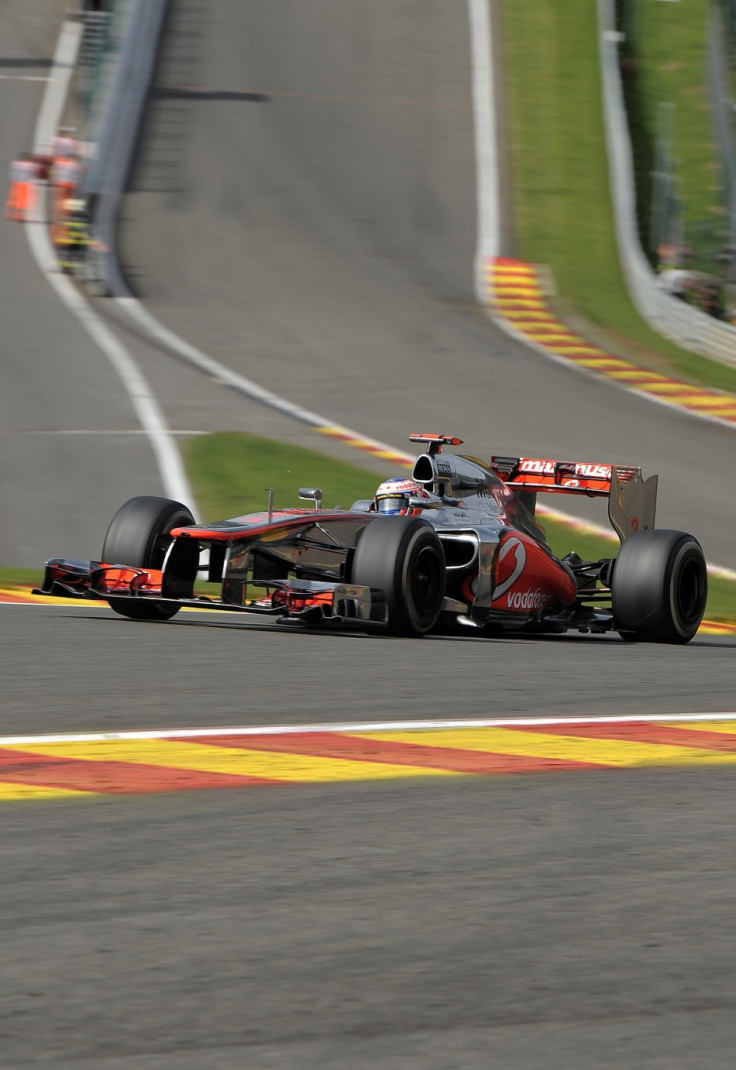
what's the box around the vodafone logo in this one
[506,588,545,610]
[493,537,526,601]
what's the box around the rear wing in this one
[490,455,658,542]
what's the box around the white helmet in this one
[373,478,431,517]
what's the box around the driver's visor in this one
[375,495,409,514]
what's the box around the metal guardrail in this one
[75,2,134,145]
[599,0,736,368]
[79,0,169,296]
[708,1,736,281]
[69,0,736,367]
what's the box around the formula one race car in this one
[37,433,708,643]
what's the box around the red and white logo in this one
[506,587,545,610]
[519,459,555,475]
[574,463,611,479]
[493,536,526,600]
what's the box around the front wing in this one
[35,555,617,637]
[35,559,388,628]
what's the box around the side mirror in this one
[299,488,323,510]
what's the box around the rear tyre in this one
[101,496,195,620]
[611,529,707,643]
[351,516,445,636]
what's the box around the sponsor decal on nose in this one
[506,588,545,610]
[493,536,526,601]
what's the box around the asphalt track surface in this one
[3,2,736,1067]
[0,2,175,568]
[4,599,736,1067]
[116,0,736,571]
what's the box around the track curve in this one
[3,5,736,1067]
[0,1,178,567]
[116,0,736,572]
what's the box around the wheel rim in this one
[674,554,706,627]
[412,544,443,616]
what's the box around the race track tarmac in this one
[4,2,736,1066]
[116,0,736,573]
[3,601,736,1067]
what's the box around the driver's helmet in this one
[373,477,431,516]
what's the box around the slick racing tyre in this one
[611,529,707,644]
[101,496,195,620]
[351,516,445,636]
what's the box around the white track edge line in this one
[105,12,642,558]
[1,712,736,747]
[469,0,499,293]
[108,3,496,463]
[82,17,736,585]
[492,310,736,436]
[113,297,411,461]
[26,20,195,512]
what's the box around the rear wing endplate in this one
[490,456,657,542]
[608,467,658,542]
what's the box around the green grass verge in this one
[6,433,734,620]
[183,432,382,518]
[498,0,736,395]
[633,0,725,258]
[0,568,42,587]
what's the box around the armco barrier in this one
[598,0,736,369]
[81,0,168,297]
[487,256,736,428]
[79,0,736,369]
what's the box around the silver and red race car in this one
[37,433,708,642]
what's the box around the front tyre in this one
[101,496,195,620]
[611,529,707,643]
[351,516,445,636]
